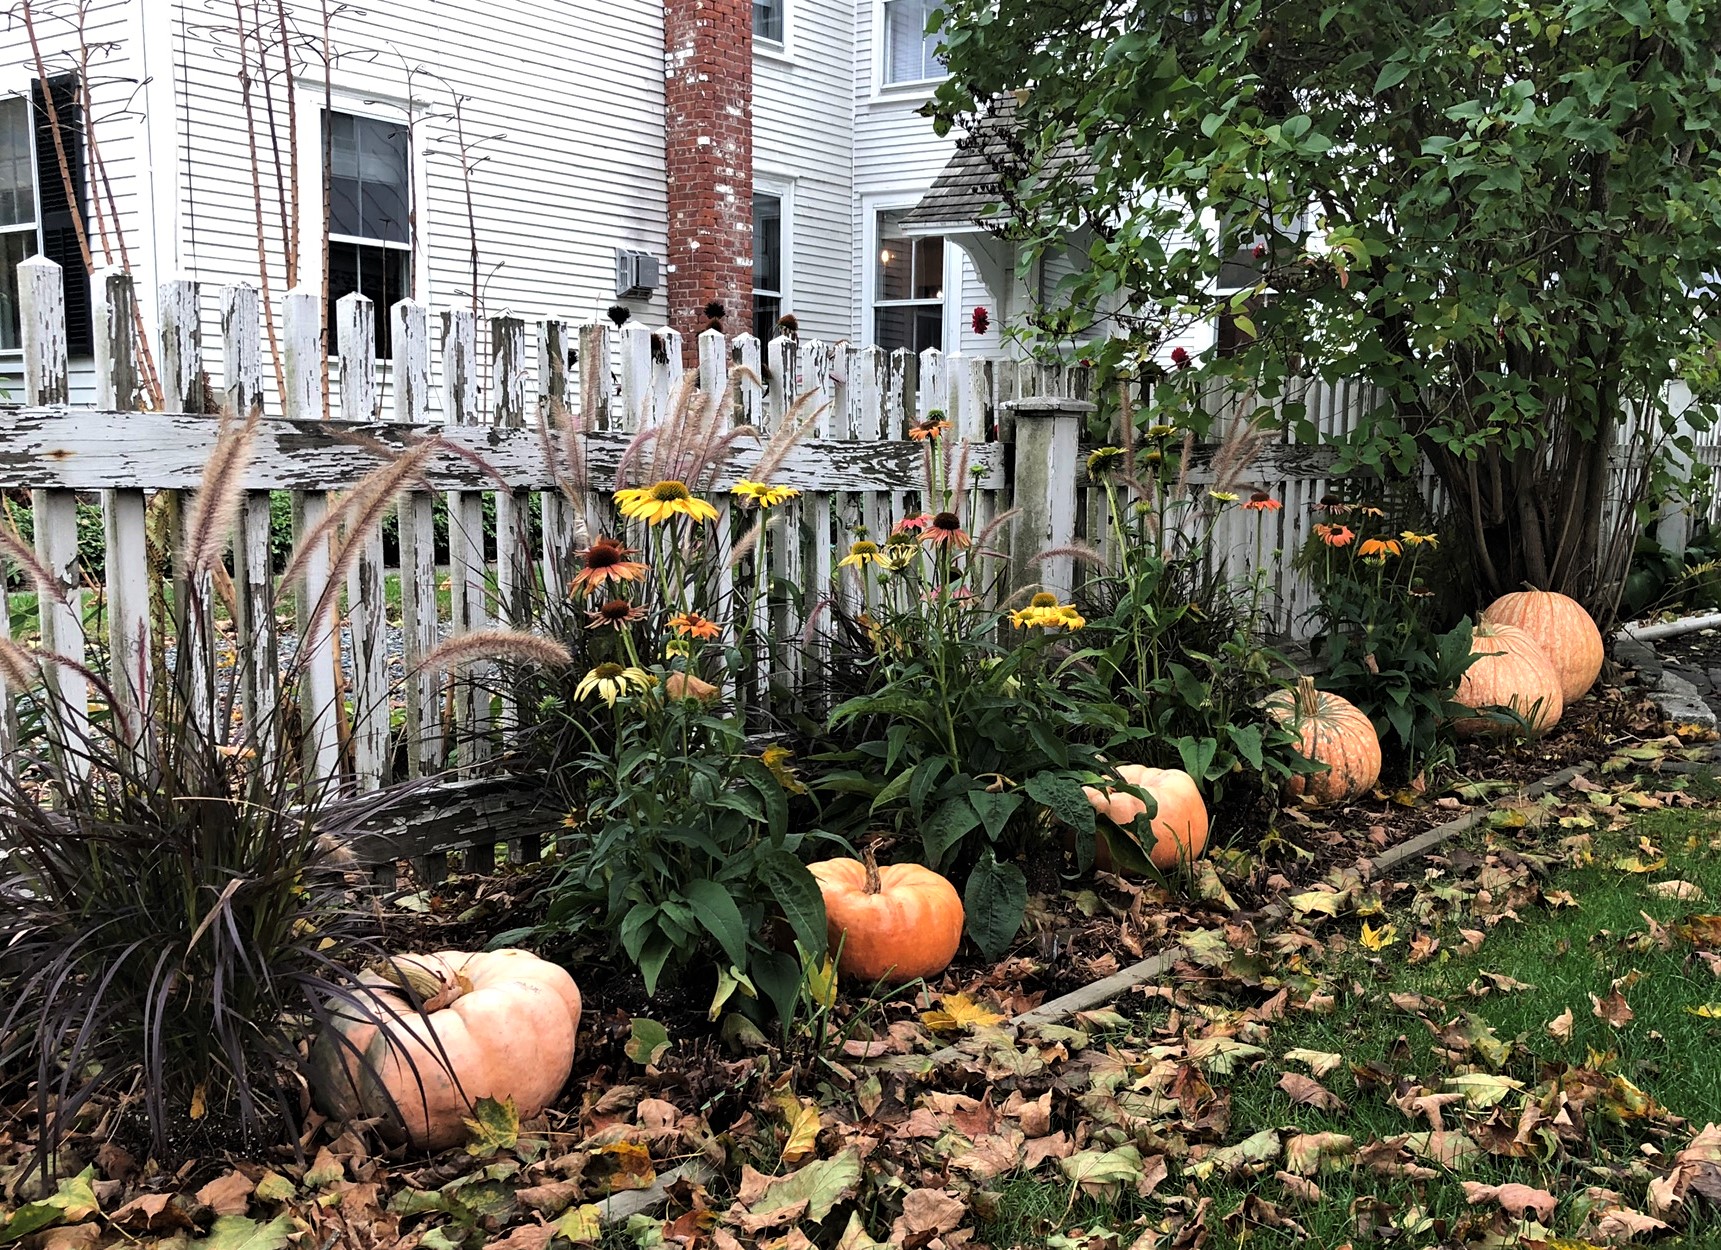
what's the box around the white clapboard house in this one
[0,0,1042,408]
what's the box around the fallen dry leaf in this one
[1592,988,1635,1028]
[1547,1007,1576,1040]
[1461,1180,1557,1221]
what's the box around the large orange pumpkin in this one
[1481,589,1603,703]
[809,851,964,983]
[1081,764,1210,869]
[1455,621,1564,737]
[1266,676,1382,805]
[309,949,582,1152]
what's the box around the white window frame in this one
[293,84,430,326]
[752,173,793,342]
[873,0,949,97]
[753,0,791,56]
[0,90,41,358]
[861,192,956,354]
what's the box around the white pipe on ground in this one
[1617,611,1721,643]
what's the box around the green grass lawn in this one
[980,776,1721,1249]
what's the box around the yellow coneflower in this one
[1208,490,1239,504]
[569,536,648,597]
[586,598,646,630]
[1357,505,1386,519]
[614,480,719,525]
[668,611,722,639]
[1011,592,1085,630]
[732,480,800,508]
[575,663,655,706]
[1400,530,1438,548]
[839,539,886,569]
[1145,424,1177,440]
[665,638,691,659]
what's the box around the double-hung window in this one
[873,209,944,353]
[882,0,946,86]
[326,111,411,358]
[752,191,783,341]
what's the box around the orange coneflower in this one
[1243,491,1282,512]
[1357,505,1386,519]
[1315,523,1355,548]
[668,611,721,640]
[909,418,952,442]
[614,480,719,525]
[569,536,648,597]
[1315,495,1351,516]
[587,598,646,630]
[1358,537,1402,559]
[921,510,971,548]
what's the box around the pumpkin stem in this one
[377,956,468,1012]
[862,845,883,895]
[1295,675,1320,720]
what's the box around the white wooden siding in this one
[165,0,668,416]
[753,0,855,343]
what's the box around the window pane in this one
[877,211,911,300]
[754,0,783,43]
[873,304,942,354]
[327,240,411,358]
[0,229,38,351]
[884,0,944,84]
[0,98,34,229]
[912,236,943,300]
[753,293,781,342]
[753,192,781,294]
[327,112,410,244]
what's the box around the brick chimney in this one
[664,0,753,362]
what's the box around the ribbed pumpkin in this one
[809,851,964,983]
[309,949,582,1152]
[1455,621,1564,737]
[1266,677,1382,805]
[1081,764,1210,870]
[1481,589,1603,703]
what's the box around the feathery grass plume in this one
[0,523,70,609]
[181,410,260,578]
[652,372,712,484]
[0,636,42,689]
[278,437,443,644]
[972,505,1022,557]
[749,383,824,485]
[1174,426,1195,496]
[613,424,664,489]
[1204,406,1269,495]
[726,517,766,572]
[412,628,573,675]
[1035,541,1108,568]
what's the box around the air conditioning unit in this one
[615,249,660,299]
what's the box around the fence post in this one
[18,257,81,769]
[391,298,442,786]
[1005,397,1093,599]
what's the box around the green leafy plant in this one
[819,419,1119,952]
[1064,414,1310,832]
[1298,498,1475,780]
[505,374,836,1022]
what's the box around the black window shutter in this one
[32,74,91,357]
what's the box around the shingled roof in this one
[901,97,1088,232]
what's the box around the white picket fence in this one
[0,256,1454,834]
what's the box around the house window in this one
[873,210,943,353]
[882,0,945,86]
[325,110,411,357]
[1,80,89,357]
[0,97,37,353]
[753,191,783,341]
[754,0,784,45]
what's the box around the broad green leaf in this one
[963,848,1027,960]
[1060,1145,1144,1193]
[200,1215,299,1250]
[743,1149,861,1225]
[625,1017,671,1066]
[555,1204,605,1244]
[683,878,750,968]
[757,847,828,958]
[1023,771,1095,832]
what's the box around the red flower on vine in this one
[1170,347,1192,370]
[971,306,990,336]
